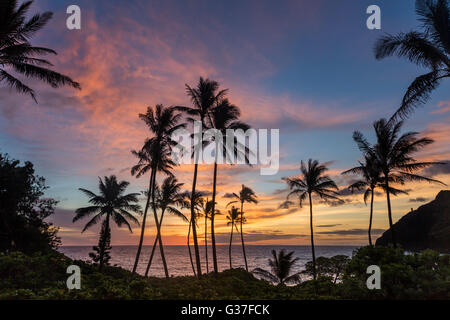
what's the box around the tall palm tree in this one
[342,155,383,246]
[176,77,227,276]
[353,119,445,246]
[144,176,188,277]
[374,0,450,119]
[209,98,250,273]
[284,159,341,280]
[226,206,242,269]
[0,0,80,102]
[253,249,301,285]
[227,184,257,272]
[131,104,184,276]
[73,176,141,270]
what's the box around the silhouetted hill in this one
[376,190,450,253]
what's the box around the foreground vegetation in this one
[1,246,448,300]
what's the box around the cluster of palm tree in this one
[124,77,257,277]
[8,0,448,281]
[343,119,444,247]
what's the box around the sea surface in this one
[59,245,359,278]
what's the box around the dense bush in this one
[0,154,60,254]
[0,246,448,300]
[341,246,450,299]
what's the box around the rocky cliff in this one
[376,190,450,253]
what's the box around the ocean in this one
[59,245,359,278]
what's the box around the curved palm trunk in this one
[144,208,166,277]
[210,162,219,273]
[308,192,316,280]
[384,175,396,247]
[190,163,202,276]
[150,170,169,278]
[368,188,374,246]
[204,211,209,273]
[240,201,248,271]
[229,221,234,269]
[187,219,196,277]
[132,168,154,273]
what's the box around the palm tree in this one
[342,155,383,246]
[226,206,242,269]
[73,176,141,270]
[176,77,228,276]
[199,198,220,274]
[253,249,301,285]
[374,0,450,119]
[131,104,184,276]
[353,119,445,246]
[226,184,257,272]
[144,176,188,277]
[209,98,250,273]
[284,159,341,280]
[183,191,205,276]
[0,0,80,102]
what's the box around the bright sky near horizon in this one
[0,0,449,246]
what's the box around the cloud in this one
[408,197,428,203]
[317,228,384,236]
[316,224,342,228]
[431,101,450,115]
[422,161,450,177]
[213,230,306,243]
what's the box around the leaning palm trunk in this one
[240,202,248,271]
[308,192,317,280]
[210,161,219,273]
[190,162,202,276]
[132,168,154,273]
[204,210,209,273]
[144,209,166,277]
[384,175,396,247]
[229,221,234,269]
[187,219,196,277]
[368,188,374,246]
[150,170,169,278]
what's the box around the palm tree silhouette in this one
[176,77,227,276]
[284,159,341,280]
[144,176,188,277]
[253,249,301,285]
[199,198,220,274]
[209,98,250,273]
[73,176,141,270]
[374,0,450,119]
[226,206,242,269]
[353,119,445,246]
[183,191,205,276]
[131,104,184,276]
[342,155,383,246]
[0,0,80,102]
[227,184,257,272]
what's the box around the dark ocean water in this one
[59,245,359,278]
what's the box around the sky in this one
[0,0,449,246]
